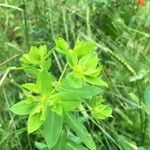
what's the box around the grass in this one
[0,0,150,149]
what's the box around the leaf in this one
[36,69,53,96]
[66,50,78,68]
[10,99,38,115]
[61,93,82,111]
[21,64,40,77]
[74,41,96,57]
[52,130,67,150]
[27,105,44,133]
[67,72,83,88]
[43,109,63,149]
[84,76,108,87]
[52,103,63,116]
[29,46,43,64]
[65,113,96,150]
[117,135,138,150]
[66,140,88,150]
[41,59,51,70]
[57,84,103,98]
[55,38,69,54]
[21,83,39,93]
[35,142,48,150]
[79,53,99,70]
[20,54,32,64]
[38,45,47,57]
[84,68,101,77]
[144,85,150,114]
[92,104,112,120]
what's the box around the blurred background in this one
[0,0,150,149]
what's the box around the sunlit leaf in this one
[74,41,96,57]
[28,105,44,133]
[21,83,39,93]
[35,142,48,150]
[61,93,82,111]
[55,38,69,54]
[79,53,99,70]
[10,99,38,115]
[84,76,108,87]
[67,72,83,88]
[36,69,53,96]
[92,104,112,119]
[66,50,78,68]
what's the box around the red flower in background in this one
[137,0,145,6]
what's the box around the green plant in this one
[10,38,112,149]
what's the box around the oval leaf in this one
[10,99,37,115]
[43,109,63,149]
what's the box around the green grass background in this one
[0,0,150,149]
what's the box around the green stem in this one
[50,63,68,95]
[136,81,145,145]
[22,0,29,50]
[57,63,68,84]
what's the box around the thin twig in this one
[0,53,21,67]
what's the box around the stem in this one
[3,88,23,150]
[136,81,145,145]
[0,67,17,87]
[22,0,29,50]
[57,63,68,84]
[44,47,55,60]
[53,51,63,73]
[86,7,91,38]
[50,63,68,95]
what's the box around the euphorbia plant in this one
[10,38,112,150]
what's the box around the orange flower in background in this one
[137,0,145,6]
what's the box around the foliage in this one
[10,39,111,149]
[0,0,150,150]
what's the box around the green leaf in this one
[74,41,96,57]
[52,130,67,150]
[84,67,101,77]
[144,85,150,114]
[43,109,63,149]
[84,76,108,87]
[92,104,112,120]
[35,142,48,150]
[55,38,69,54]
[53,103,63,116]
[21,64,40,77]
[78,53,99,70]
[29,46,43,64]
[20,45,47,66]
[61,93,82,111]
[21,83,39,93]
[20,54,32,64]
[41,59,51,70]
[66,50,78,68]
[38,45,47,57]
[10,99,38,115]
[57,84,103,98]
[65,113,96,150]
[28,105,44,133]
[36,69,53,96]
[67,72,83,88]
[117,135,138,150]
[66,140,88,150]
